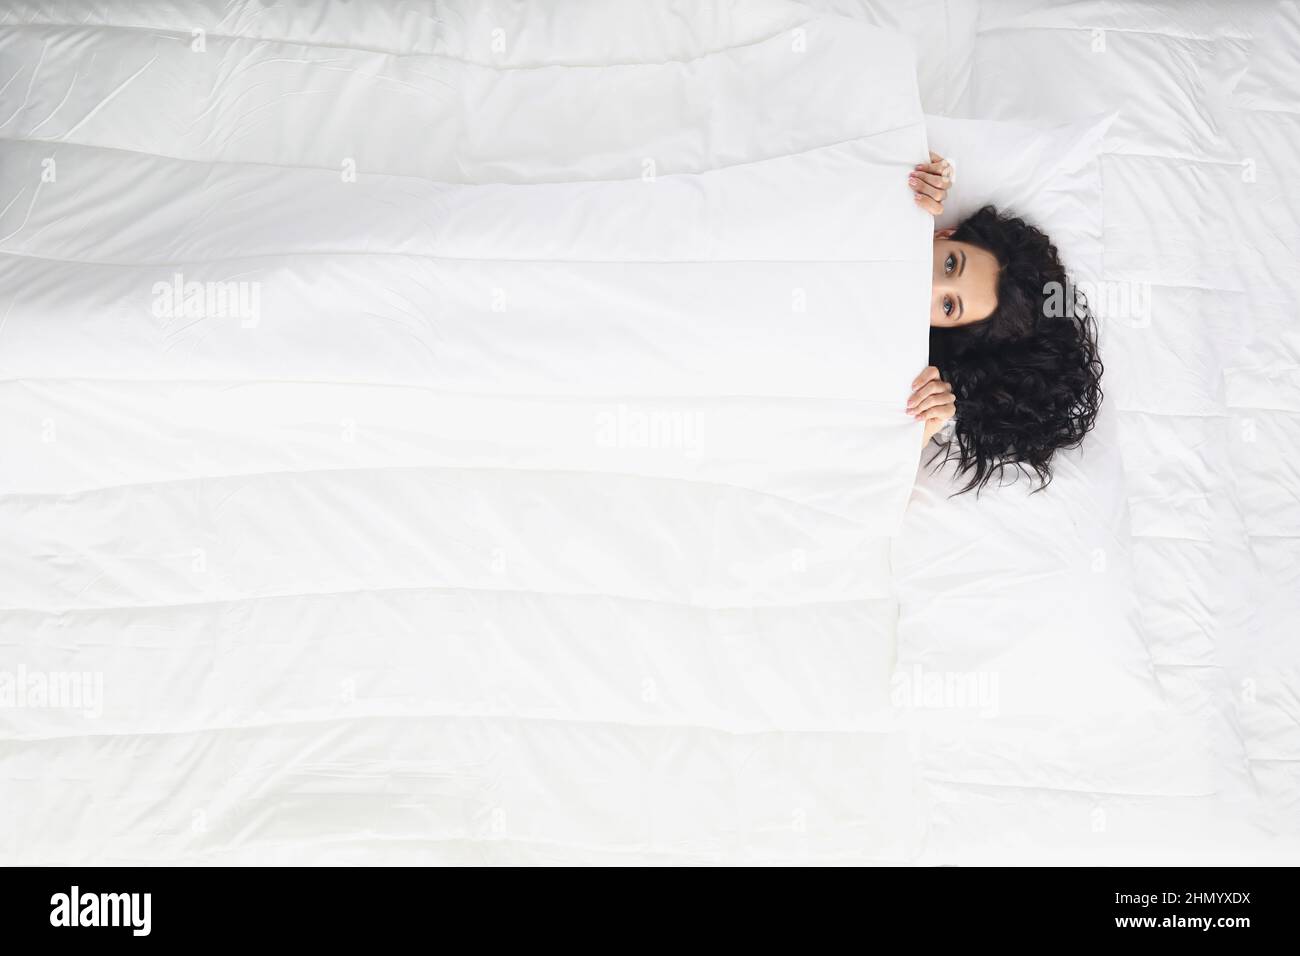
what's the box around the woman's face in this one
[931,230,1000,327]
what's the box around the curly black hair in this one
[928,205,1103,494]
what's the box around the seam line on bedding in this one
[0,461,880,526]
[922,774,1217,798]
[975,24,1246,42]
[171,834,914,866]
[0,247,931,269]
[0,584,890,617]
[1102,149,1268,167]
[0,706,909,745]
[0,113,926,188]
[0,17,816,70]
[0,376,916,407]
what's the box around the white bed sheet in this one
[895,0,1300,862]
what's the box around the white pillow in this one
[806,0,981,115]
[925,111,1116,283]
[891,110,1168,718]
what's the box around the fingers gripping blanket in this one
[0,3,932,863]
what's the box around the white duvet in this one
[0,2,936,863]
[5,0,1296,867]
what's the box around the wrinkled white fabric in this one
[0,2,932,863]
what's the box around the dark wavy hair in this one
[929,205,1103,494]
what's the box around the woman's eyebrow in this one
[958,249,967,276]
[957,296,965,321]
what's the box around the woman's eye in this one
[945,253,956,274]
[943,297,954,316]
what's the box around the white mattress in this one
[0,0,1296,864]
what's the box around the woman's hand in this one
[908,366,956,444]
[909,151,953,216]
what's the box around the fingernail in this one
[908,177,918,185]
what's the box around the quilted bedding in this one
[1,0,1296,865]
[0,0,936,863]
[895,0,1300,863]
